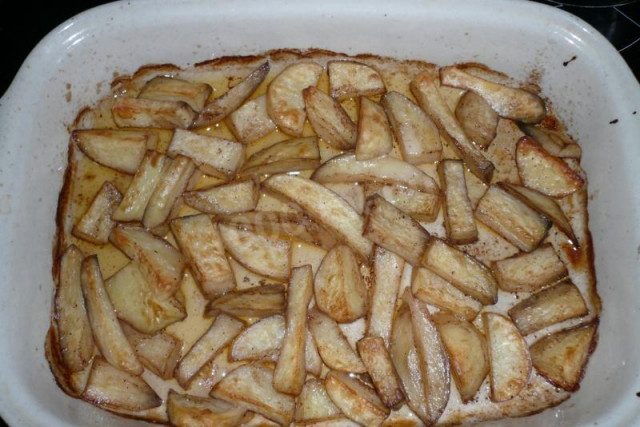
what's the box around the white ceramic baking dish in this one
[0,0,638,425]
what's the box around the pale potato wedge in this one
[420,237,498,305]
[121,323,182,380]
[295,379,342,422]
[219,223,290,281]
[174,313,244,387]
[492,243,568,293]
[520,124,582,159]
[242,137,320,170]
[530,321,597,391]
[167,390,248,427]
[411,267,482,321]
[138,76,212,112]
[328,60,385,101]
[508,280,588,336]
[81,256,143,375]
[73,181,122,245]
[267,62,323,136]
[323,183,365,214]
[304,86,357,149]
[483,312,532,402]
[364,183,441,223]
[263,175,373,259]
[356,97,393,160]
[226,94,277,142]
[73,129,157,174]
[516,136,585,197]
[112,96,197,129]
[193,61,270,127]
[432,312,489,403]
[440,66,545,123]
[325,371,390,426]
[305,328,323,377]
[308,308,366,373]
[170,214,235,299]
[314,245,368,323]
[363,194,431,266]
[294,417,361,426]
[211,363,295,425]
[455,90,499,148]
[438,159,478,245]
[82,357,161,411]
[183,179,259,214]
[381,91,442,164]
[274,265,314,395]
[55,245,94,373]
[357,336,405,408]
[230,314,285,362]
[110,225,186,299]
[240,158,322,178]
[207,284,286,318]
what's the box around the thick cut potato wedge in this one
[174,313,244,387]
[121,323,182,380]
[55,245,94,373]
[314,245,368,323]
[226,95,277,142]
[106,263,186,334]
[267,62,323,136]
[508,281,588,336]
[183,179,258,214]
[325,371,390,426]
[81,256,143,375]
[295,379,341,422]
[411,267,482,321]
[138,76,212,112]
[73,129,157,174]
[492,244,568,293]
[367,247,404,347]
[193,61,270,127]
[211,363,295,425]
[520,124,582,158]
[356,97,393,160]
[410,71,494,183]
[363,195,431,266]
[440,66,545,124]
[432,312,489,403]
[241,158,321,178]
[82,357,161,411]
[219,223,290,280]
[483,312,532,402]
[274,266,314,395]
[167,390,248,427]
[328,60,386,101]
[305,328,323,377]
[112,150,167,222]
[357,336,405,408]
[73,181,122,245]
[438,159,478,245]
[455,91,499,148]
[516,136,585,197]
[207,284,286,318]
[167,129,243,178]
[230,315,285,362]
[263,175,373,259]
[242,137,320,170]
[294,417,360,426]
[308,308,366,373]
[170,215,235,299]
[381,91,442,164]
[110,225,186,299]
[364,183,440,222]
[530,321,597,391]
[112,96,197,129]
[303,86,357,149]
[421,237,498,305]
[475,184,550,252]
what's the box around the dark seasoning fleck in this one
[562,55,577,67]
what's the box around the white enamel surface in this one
[0,0,639,425]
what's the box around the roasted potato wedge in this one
[167,390,248,427]
[183,179,259,214]
[295,379,342,422]
[438,159,478,245]
[112,97,197,129]
[243,137,320,169]
[356,97,393,160]
[207,284,286,318]
[226,94,277,142]
[323,182,365,214]
[364,183,440,223]
[328,60,385,101]
[455,90,499,148]
[520,124,582,158]
[305,328,323,377]
[138,76,212,112]
[72,181,122,244]
[308,308,366,373]
[304,86,357,149]
[121,323,182,380]
[230,315,285,362]
[325,371,390,426]
[73,129,156,174]
[357,336,405,408]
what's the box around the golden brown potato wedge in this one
[207,284,286,318]
[112,96,197,129]
[73,181,122,245]
[520,124,582,159]
[230,315,285,362]
[483,312,532,402]
[328,60,386,101]
[166,390,248,427]
[508,280,588,335]
[323,182,365,214]
[308,308,366,373]
[356,97,393,160]
[432,312,489,403]
[492,243,568,293]
[121,323,182,380]
[267,62,323,136]
[226,95,277,142]
[304,86,357,149]
[81,256,143,375]
[138,76,212,112]
[363,194,431,266]
[357,336,405,408]
[295,379,342,422]
[420,237,498,305]
[381,91,442,164]
[364,183,440,223]
[170,214,235,299]
[183,179,259,214]
[243,137,320,169]
[530,321,597,391]
[438,159,478,245]
[455,90,499,148]
[440,66,545,124]
[516,136,585,197]
[314,245,368,323]
[293,417,360,427]
[325,371,390,426]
